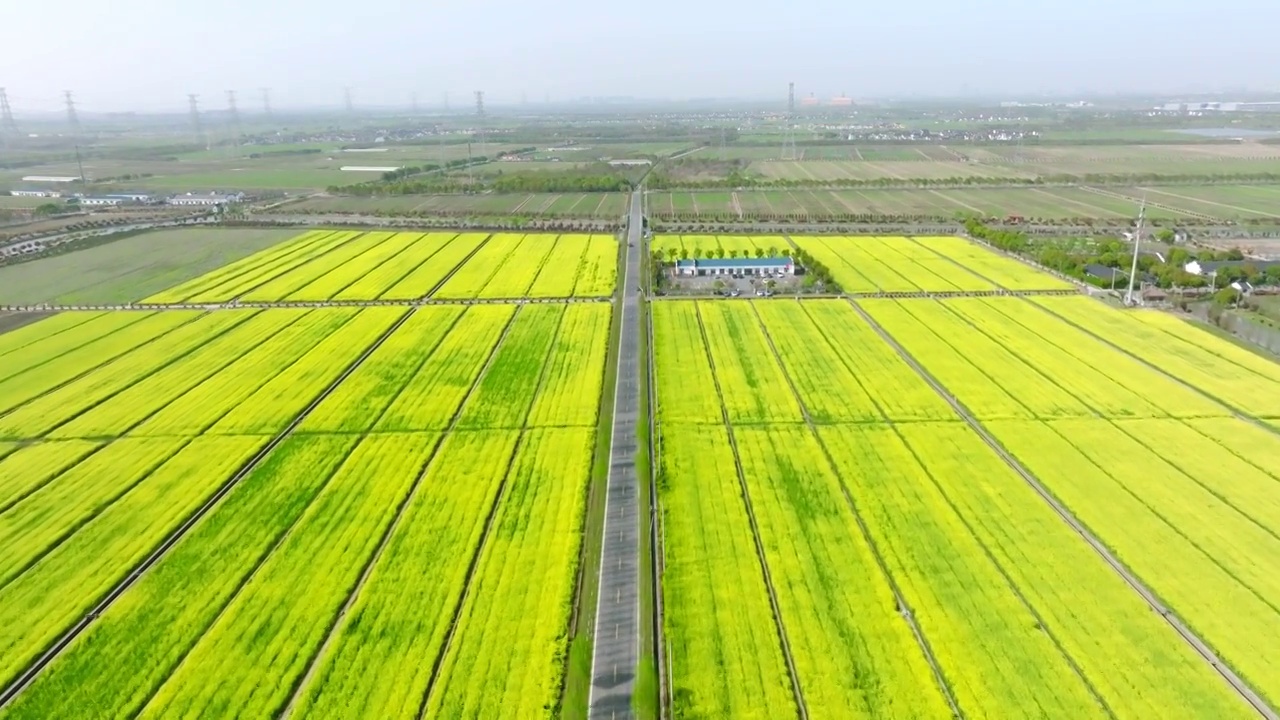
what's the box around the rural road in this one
[589,189,643,719]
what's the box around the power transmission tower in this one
[64,90,80,137]
[260,88,272,118]
[344,87,354,114]
[226,90,241,144]
[0,88,17,135]
[442,91,450,112]
[474,90,486,159]
[1123,198,1146,307]
[781,81,798,160]
[0,87,17,153]
[411,92,419,114]
[188,94,206,149]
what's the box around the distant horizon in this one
[7,88,1280,121]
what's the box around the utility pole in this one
[64,90,80,137]
[188,94,206,149]
[1124,197,1146,306]
[260,87,272,118]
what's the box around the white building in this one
[9,189,62,198]
[79,197,125,206]
[168,192,244,206]
[675,257,795,277]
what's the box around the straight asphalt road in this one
[588,190,643,719]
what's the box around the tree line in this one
[964,218,1280,290]
[647,170,1280,191]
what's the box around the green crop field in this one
[141,229,618,304]
[0,227,297,306]
[0,255,615,718]
[654,290,1280,718]
[649,184,1280,222]
[277,192,629,219]
[3,211,1280,720]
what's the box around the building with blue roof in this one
[675,256,795,277]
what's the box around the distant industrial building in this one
[21,176,79,183]
[79,197,126,207]
[168,192,244,206]
[676,257,795,277]
[9,189,61,198]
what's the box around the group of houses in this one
[8,189,245,207]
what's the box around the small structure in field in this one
[168,192,244,207]
[675,257,795,277]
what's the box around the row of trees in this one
[654,245,787,262]
[964,218,1280,290]
[647,171,1280,191]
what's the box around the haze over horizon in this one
[3,0,1278,114]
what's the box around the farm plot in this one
[165,231,361,304]
[914,236,1074,291]
[1034,296,1280,419]
[655,296,1272,717]
[1,295,611,718]
[142,230,342,304]
[791,235,1067,293]
[430,232,618,300]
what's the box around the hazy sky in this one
[3,0,1278,113]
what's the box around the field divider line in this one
[948,300,1280,545]
[1023,299,1280,441]
[883,300,1280,597]
[846,298,1280,720]
[416,305,565,715]
[515,235,562,298]
[288,302,528,715]
[321,233,425,301]
[747,301,964,720]
[369,232,456,301]
[0,310,213,425]
[0,438,195,599]
[167,230,343,303]
[205,230,347,304]
[0,306,416,710]
[692,301,808,720]
[0,312,153,385]
[126,437,366,717]
[0,312,105,362]
[34,310,300,442]
[275,432,449,718]
[644,275,670,718]
[906,236,1011,292]
[225,230,362,304]
[418,232,495,302]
